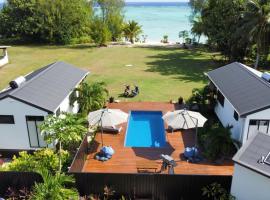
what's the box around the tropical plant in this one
[202,182,235,200]
[179,30,189,43]
[40,113,88,172]
[97,0,125,41]
[31,168,78,200]
[191,16,204,43]
[71,82,109,116]
[90,17,112,46]
[3,149,69,173]
[190,0,248,61]
[123,20,142,44]
[5,187,32,199]
[199,123,236,160]
[239,0,270,68]
[163,35,169,43]
[0,0,92,44]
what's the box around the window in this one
[233,111,239,121]
[217,90,225,107]
[26,116,45,148]
[247,120,270,139]
[56,108,61,116]
[0,115,15,124]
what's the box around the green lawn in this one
[0,45,218,102]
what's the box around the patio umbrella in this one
[88,109,128,146]
[162,109,207,146]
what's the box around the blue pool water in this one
[125,111,166,148]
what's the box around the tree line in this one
[0,0,142,46]
[190,0,270,68]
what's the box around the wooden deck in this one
[82,102,234,175]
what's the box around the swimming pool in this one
[125,111,166,148]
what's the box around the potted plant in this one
[109,96,114,103]
[178,97,184,105]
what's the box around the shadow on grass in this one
[143,47,221,83]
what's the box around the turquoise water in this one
[124,2,192,42]
[125,111,166,148]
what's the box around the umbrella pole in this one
[100,114,104,147]
[195,118,198,147]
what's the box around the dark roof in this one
[233,132,270,178]
[0,61,89,113]
[207,62,270,116]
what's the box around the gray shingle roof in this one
[233,132,270,178]
[206,62,270,116]
[0,61,88,113]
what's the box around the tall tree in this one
[40,113,87,172]
[197,0,247,61]
[123,20,142,44]
[96,0,125,41]
[0,0,92,44]
[240,0,270,68]
[179,30,189,43]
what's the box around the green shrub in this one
[199,123,236,161]
[202,182,235,200]
[3,149,69,173]
[31,168,78,200]
[0,0,92,44]
[90,17,112,46]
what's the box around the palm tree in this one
[123,20,142,44]
[191,16,204,43]
[179,30,189,43]
[241,0,270,68]
[31,168,78,200]
[71,82,109,116]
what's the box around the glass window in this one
[26,116,45,148]
[234,111,239,121]
[0,115,15,124]
[217,90,224,107]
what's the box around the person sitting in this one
[131,85,139,96]
[123,85,130,97]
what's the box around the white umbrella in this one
[162,109,207,146]
[88,109,128,146]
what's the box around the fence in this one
[71,172,232,200]
[0,172,43,196]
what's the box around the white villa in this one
[0,61,88,151]
[0,46,11,67]
[231,131,270,200]
[206,62,270,145]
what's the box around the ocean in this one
[124,2,192,43]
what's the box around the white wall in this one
[242,108,270,144]
[0,49,9,67]
[231,164,270,200]
[0,97,48,150]
[57,93,79,114]
[215,97,244,141]
[55,88,80,114]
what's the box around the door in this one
[26,116,46,148]
[247,120,270,140]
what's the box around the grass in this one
[0,45,219,102]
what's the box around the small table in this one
[136,160,159,173]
